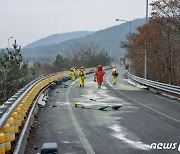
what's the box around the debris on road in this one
[110,105,122,110]
[38,101,46,108]
[75,103,121,111]
[33,146,38,150]
[75,104,80,107]
[98,105,109,111]
[89,98,96,101]
[64,85,68,88]
[38,94,47,108]
[41,143,58,154]
[50,105,57,108]
[50,82,57,90]
[59,83,69,88]
[42,94,49,102]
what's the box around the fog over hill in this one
[22,18,145,61]
[24,31,93,49]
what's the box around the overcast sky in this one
[0,0,153,48]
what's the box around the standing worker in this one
[112,68,118,84]
[78,66,86,87]
[74,67,78,79]
[94,64,106,89]
[70,67,75,81]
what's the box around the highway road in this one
[25,67,180,154]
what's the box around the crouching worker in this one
[112,68,118,84]
[78,66,86,87]
[94,64,106,89]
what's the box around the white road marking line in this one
[106,73,180,124]
[66,79,95,154]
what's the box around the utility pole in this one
[115,19,132,73]
[144,0,149,79]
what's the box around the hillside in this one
[22,18,145,60]
[24,31,93,48]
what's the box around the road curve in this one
[25,67,180,154]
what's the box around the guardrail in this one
[128,73,180,96]
[0,71,71,153]
[0,67,98,153]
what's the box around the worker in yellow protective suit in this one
[78,66,86,87]
[70,67,75,81]
[74,67,78,79]
[112,68,118,85]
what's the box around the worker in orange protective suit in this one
[94,64,106,89]
[78,66,86,87]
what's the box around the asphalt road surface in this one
[25,67,180,154]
